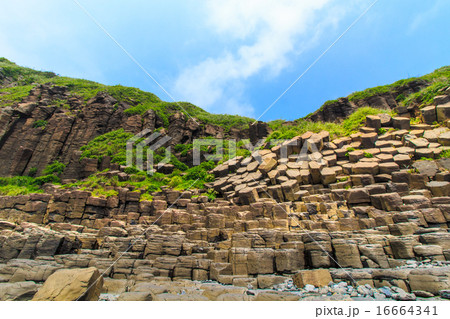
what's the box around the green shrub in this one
[267,107,392,142]
[34,174,60,185]
[124,166,140,174]
[140,193,153,201]
[341,107,392,134]
[440,150,450,158]
[92,188,118,198]
[169,176,183,188]
[42,160,66,176]
[27,167,37,177]
[80,129,134,165]
[206,189,218,201]
[0,85,35,107]
[32,120,47,128]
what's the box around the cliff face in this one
[306,80,428,122]
[0,84,251,179]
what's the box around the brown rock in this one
[408,268,450,295]
[32,267,103,301]
[292,269,332,288]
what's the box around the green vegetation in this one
[0,161,65,192]
[0,176,43,196]
[267,107,392,142]
[341,107,392,133]
[364,152,374,158]
[440,149,450,159]
[27,167,37,177]
[378,128,387,135]
[410,117,421,125]
[80,129,134,165]
[80,129,252,176]
[206,189,218,201]
[42,160,66,176]
[0,85,35,107]
[316,66,450,110]
[33,174,61,185]
[32,120,47,129]
[1,58,254,130]
[0,58,56,85]
[92,188,119,198]
[64,160,216,199]
[125,100,253,130]
[403,82,450,108]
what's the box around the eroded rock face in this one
[0,84,251,180]
[307,80,427,123]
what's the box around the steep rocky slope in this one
[0,59,267,180]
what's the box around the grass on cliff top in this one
[267,107,392,142]
[0,58,254,129]
[312,65,450,114]
[125,100,253,130]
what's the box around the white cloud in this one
[409,0,445,32]
[173,0,355,117]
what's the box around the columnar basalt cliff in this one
[1,59,450,301]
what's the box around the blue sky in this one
[1,0,449,121]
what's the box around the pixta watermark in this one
[126,130,325,175]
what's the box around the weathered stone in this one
[275,248,305,273]
[359,244,389,268]
[293,269,332,288]
[352,162,379,175]
[360,133,378,148]
[332,239,363,269]
[426,181,450,197]
[366,115,381,130]
[408,268,450,295]
[238,187,259,204]
[281,180,299,201]
[436,102,450,122]
[393,154,411,167]
[379,162,399,174]
[257,275,287,289]
[438,131,450,146]
[421,105,437,124]
[320,167,336,185]
[392,117,410,130]
[258,157,277,174]
[389,237,418,259]
[0,281,40,301]
[32,267,103,301]
[247,249,274,275]
[370,192,403,211]
[346,188,370,204]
